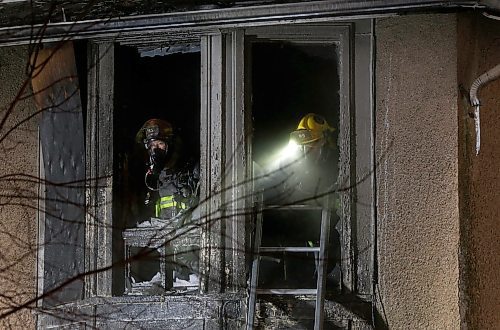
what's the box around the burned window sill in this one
[36,294,246,328]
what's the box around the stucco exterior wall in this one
[457,13,500,329]
[0,46,38,328]
[375,14,460,329]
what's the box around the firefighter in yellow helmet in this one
[256,113,341,290]
[289,113,336,161]
[266,113,337,202]
[291,113,340,289]
[136,118,200,287]
[291,113,334,143]
[256,113,338,204]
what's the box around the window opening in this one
[114,44,201,295]
[127,247,162,294]
[251,41,342,293]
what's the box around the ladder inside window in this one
[246,203,332,330]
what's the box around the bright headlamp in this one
[289,129,319,145]
[281,140,300,159]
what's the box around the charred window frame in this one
[85,39,204,296]
[245,22,375,306]
[85,41,115,297]
[83,22,374,303]
[247,25,351,291]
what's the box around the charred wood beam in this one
[0,0,486,46]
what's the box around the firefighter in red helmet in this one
[136,118,200,288]
[136,119,199,218]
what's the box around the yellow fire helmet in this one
[290,113,335,146]
[136,118,174,148]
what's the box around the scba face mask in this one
[149,147,168,175]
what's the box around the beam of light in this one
[280,140,300,159]
[267,140,301,172]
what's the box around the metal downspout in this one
[469,63,500,155]
[481,0,500,13]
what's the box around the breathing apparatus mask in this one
[136,119,175,199]
[289,130,327,163]
[148,142,168,175]
[142,139,168,193]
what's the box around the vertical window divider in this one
[223,29,248,293]
[200,33,225,294]
[86,41,114,297]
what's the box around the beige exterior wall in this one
[457,13,500,330]
[375,14,460,329]
[0,46,38,328]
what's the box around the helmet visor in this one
[290,129,319,145]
